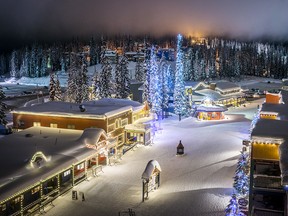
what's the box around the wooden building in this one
[0,127,112,216]
[12,98,152,149]
[195,98,228,120]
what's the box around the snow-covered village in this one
[1,1,288,216]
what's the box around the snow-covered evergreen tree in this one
[135,51,145,82]
[174,34,188,121]
[40,51,48,77]
[66,53,79,102]
[92,72,101,100]
[0,85,7,126]
[233,150,249,197]
[149,46,162,117]
[161,60,170,114]
[142,58,151,104]
[99,56,113,99]
[193,50,201,81]
[49,73,56,101]
[115,56,131,99]
[29,44,37,77]
[10,50,19,78]
[89,37,97,66]
[225,193,243,216]
[55,75,62,101]
[77,57,89,103]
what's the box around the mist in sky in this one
[1,0,288,50]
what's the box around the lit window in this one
[31,186,40,194]
[50,123,58,128]
[76,163,84,170]
[108,124,115,132]
[33,122,41,127]
[63,170,71,177]
[121,118,128,126]
[67,124,75,129]
[115,120,120,129]
[1,204,6,211]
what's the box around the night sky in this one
[1,0,288,50]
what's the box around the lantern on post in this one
[177,140,184,155]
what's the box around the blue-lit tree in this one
[225,193,243,216]
[0,85,7,126]
[250,108,260,132]
[149,46,162,118]
[10,50,18,78]
[174,34,188,121]
[143,50,151,105]
[233,150,249,197]
[161,58,170,117]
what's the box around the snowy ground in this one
[37,99,262,216]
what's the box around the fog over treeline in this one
[1,0,288,51]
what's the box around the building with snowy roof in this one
[12,98,152,149]
[0,127,112,216]
[249,117,288,215]
[185,80,245,107]
[195,98,228,120]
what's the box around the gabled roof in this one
[196,105,228,112]
[142,160,161,180]
[0,127,106,201]
[215,81,241,92]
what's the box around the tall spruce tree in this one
[49,73,56,101]
[55,75,62,101]
[115,56,131,99]
[174,34,188,121]
[135,51,145,82]
[149,46,162,118]
[10,50,19,78]
[66,53,79,102]
[99,56,113,98]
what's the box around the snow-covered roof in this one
[215,81,241,91]
[251,119,288,142]
[260,103,288,120]
[13,98,144,118]
[195,89,244,102]
[142,160,161,180]
[0,127,104,201]
[196,105,228,112]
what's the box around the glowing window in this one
[63,170,71,177]
[67,124,75,129]
[121,118,128,126]
[33,122,41,127]
[50,123,58,128]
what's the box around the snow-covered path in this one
[42,100,261,216]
